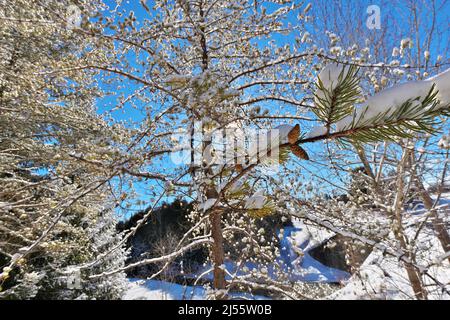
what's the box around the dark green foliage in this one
[118,200,292,280]
[118,200,208,278]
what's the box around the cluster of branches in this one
[0,0,449,300]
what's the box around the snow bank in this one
[328,235,450,300]
[328,197,450,300]
[123,279,205,300]
[123,278,269,300]
[278,222,350,283]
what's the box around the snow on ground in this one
[124,279,205,300]
[278,221,349,283]
[328,235,450,300]
[291,219,335,252]
[123,279,269,300]
[328,197,450,300]
[186,218,349,284]
[124,195,449,300]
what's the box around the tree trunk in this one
[393,148,428,300]
[201,117,227,299]
[353,144,382,196]
[393,228,428,299]
[210,210,227,299]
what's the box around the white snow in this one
[314,63,352,126]
[328,196,450,300]
[426,67,450,103]
[328,236,450,300]
[125,196,449,300]
[123,278,269,300]
[186,217,349,285]
[198,198,217,212]
[292,219,335,252]
[315,64,350,104]
[336,68,450,131]
[123,279,205,300]
[244,190,266,209]
[277,220,350,283]
[273,124,296,144]
[306,125,327,138]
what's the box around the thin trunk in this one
[210,209,227,298]
[353,144,381,195]
[392,222,427,299]
[196,0,227,299]
[393,148,428,299]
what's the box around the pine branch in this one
[341,84,449,143]
[313,65,361,131]
[299,85,449,146]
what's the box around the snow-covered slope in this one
[184,219,349,284]
[277,220,349,282]
[328,196,450,300]
[124,279,205,300]
[327,235,450,300]
[123,279,269,300]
